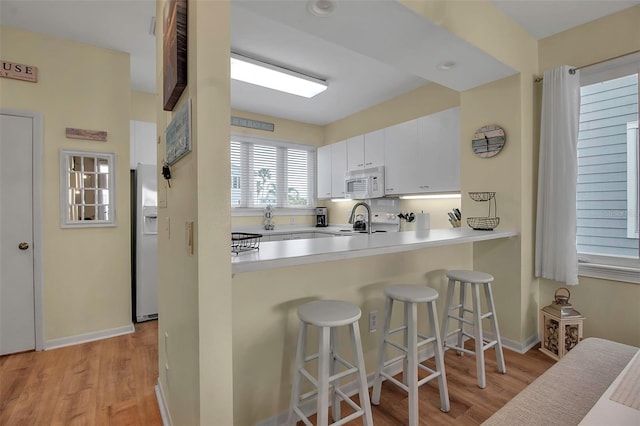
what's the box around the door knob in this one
[18,242,29,250]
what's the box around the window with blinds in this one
[577,65,639,268]
[230,136,316,209]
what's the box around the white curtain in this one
[535,65,581,285]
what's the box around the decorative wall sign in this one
[1,60,38,83]
[231,116,275,132]
[66,128,108,142]
[163,0,188,111]
[472,124,506,158]
[166,100,191,165]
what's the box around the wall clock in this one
[472,124,506,158]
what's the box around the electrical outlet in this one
[165,363,170,386]
[290,217,296,224]
[369,311,378,332]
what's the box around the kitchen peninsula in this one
[232,227,517,273]
[231,227,519,425]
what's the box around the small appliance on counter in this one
[316,207,328,227]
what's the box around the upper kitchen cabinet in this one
[331,140,348,198]
[317,145,332,199]
[384,119,419,195]
[416,107,461,192]
[346,130,384,171]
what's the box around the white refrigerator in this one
[134,164,158,322]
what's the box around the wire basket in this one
[467,217,500,231]
[231,232,262,254]
[468,191,496,202]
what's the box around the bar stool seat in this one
[372,285,450,426]
[441,270,506,389]
[289,300,373,426]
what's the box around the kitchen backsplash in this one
[231,198,461,229]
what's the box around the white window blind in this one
[230,136,316,209]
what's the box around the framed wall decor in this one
[166,100,191,165]
[163,0,188,111]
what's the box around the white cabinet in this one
[317,145,332,199]
[417,107,460,192]
[347,135,365,170]
[331,140,348,198]
[384,119,419,195]
[346,130,384,171]
[130,120,157,169]
[364,129,385,168]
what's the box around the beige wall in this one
[131,90,157,123]
[155,0,233,424]
[0,26,132,341]
[537,4,640,347]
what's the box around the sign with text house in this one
[1,60,38,83]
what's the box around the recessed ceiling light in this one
[307,0,337,17]
[437,61,456,71]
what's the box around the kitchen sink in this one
[338,229,387,234]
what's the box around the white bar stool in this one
[288,300,373,426]
[441,269,506,389]
[371,285,450,426]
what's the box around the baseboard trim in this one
[44,324,135,350]
[155,379,173,426]
[482,331,540,354]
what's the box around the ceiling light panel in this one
[230,53,328,98]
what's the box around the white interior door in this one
[0,113,35,355]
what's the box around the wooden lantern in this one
[539,288,585,361]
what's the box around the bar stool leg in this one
[372,295,393,405]
[471,283,486,389]
[441,278,455,350]
[350,321,374,426]
[406,301,419,426]
[403,301,411,387]
[288,323,307,426]
[457,280,467,353]
[427,300,450,412]
[317,326,331,426]
[330,327,341,422]
[484,283,506,374]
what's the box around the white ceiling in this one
[1,0,638,125]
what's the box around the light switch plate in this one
[186,221,194,254]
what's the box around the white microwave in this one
[345,166,385,199]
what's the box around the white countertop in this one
[231,227,518,274]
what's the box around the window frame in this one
[230,134,317,216]
[59,149,117,228]
[576,56,640,284]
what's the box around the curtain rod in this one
[534,49,640,83]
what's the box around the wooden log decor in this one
[1,60,38,83]
[66,128,108,142]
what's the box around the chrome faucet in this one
[348,201,372,234]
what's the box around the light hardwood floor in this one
[1,321,162,426]
[1,321,554,425]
